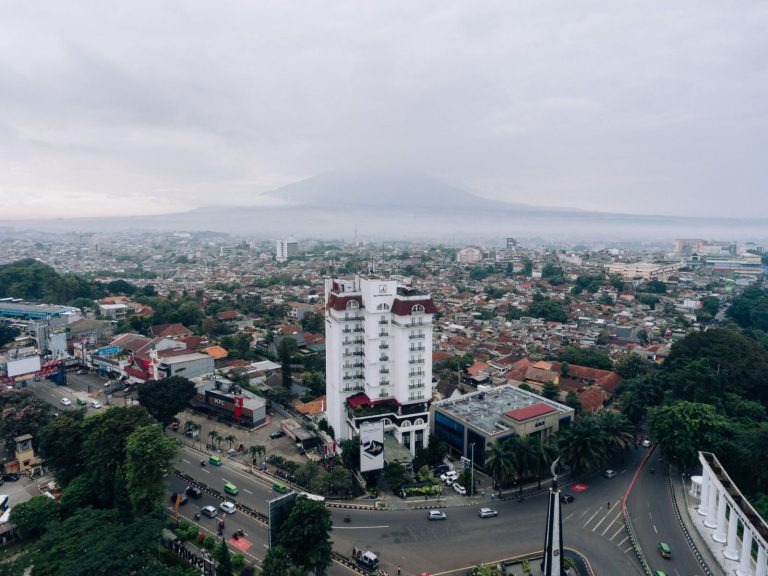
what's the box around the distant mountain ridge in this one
[1,171,767,241]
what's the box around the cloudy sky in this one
[1,1,767,220]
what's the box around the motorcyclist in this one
[344,514,351,523]
[200,459,206,466]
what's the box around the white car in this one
[428,510,446,521]
[604,469,617,479]
[479,507,498,518]
[453,483,467,496]
[220,501,237,514]
[641,439,651,448]
[201,505,218,518]
[90,400,102,409]
[60,398,72,406]
[441,471,459,484]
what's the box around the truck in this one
[352,548,379,571]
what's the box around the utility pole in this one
[471,443,475,497]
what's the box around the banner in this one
[233,396,243,423]
[359,421,385,472]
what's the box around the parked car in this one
[60,398,72,406]
[90,400,102,409]
[604,469,617,479]
[201,505,218,518]
[76,369,87,375]
[170,492,188,505]
[440,470,459,484]
[76,398,87,406]
[560,494,575,504]
[479,507,498,518]
[642,439,651,448]
[270,430,285,439]
[452,483,467,496]
[432,464,450,475]
[227,448,237,457]
[185,486,203,499]
[2,473,20,482]
[428,510,446,521]
[220,501,237,514]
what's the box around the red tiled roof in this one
[505,402,555,421]
[217,310,239,321]
[326,294,363,311]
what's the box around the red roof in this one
[391,298,437,316]
[326,294,363,311]
[346,393,372,408]
[504,402,555,421]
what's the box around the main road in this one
[172,444,649,575]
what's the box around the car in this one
[604,469,617,479]
[60,398,72,406]
[652,572,667,576]
[440,470,459,483]
[479,507,498,518]
[269,431,285,439]
[170,492,188,505]
[185,486,203,499]
[658,542,671,558]
[227,448,237,457]
[76,369,87,375]
[76,398,87,406]
[642,439,651,448]
[560,494,575,504]
[201,505,218,518]
[2,473,20,482]
[432,464,450,475]
[452,483,467,495]
[220,501,237,514]
[90,400,102,409]
[428,510,446,521]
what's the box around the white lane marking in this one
[617,536,629,547]
[610,525,625,541]
[624,547,634,554]
[182,459,191,464]
[653,524,658,534]
[244,489,253,494]
[583,509,601,528]
[601,513,622,536]
[592,513,609,532]
[201,468,210,474]
[564,512,574,521]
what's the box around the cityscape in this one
[2,3,768,576]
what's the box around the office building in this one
[275,239,298,263]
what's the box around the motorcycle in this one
[344,515,351,523]
[200,460,206,467]
[193,513,200,521]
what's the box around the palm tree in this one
[484,441,516,496]
[535,436,559,489]
[511,435,540,500]
[224,434,238,450]
[249,444,266,464]
[556,416,608,475]
[599,411,636,454]
[208,430,220,450]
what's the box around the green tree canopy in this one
[137,376,196,426]
[648,401,729,466]
[557,346,614,371]
[275,497,333,575]
[615,353,652,379]
[527,297,568,323]
[38,410,87,486]
[727,286,768,331]
[124,424,178,515]
[8,495,61,539]
[0,389,53,451]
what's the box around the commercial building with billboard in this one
[191,376,266,428]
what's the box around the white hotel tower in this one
[324,276,435,454]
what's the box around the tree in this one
[275,497,333,575]
[558,347,614,371]
[485,441,515,494]
[556,416,608,474]
[124,424,178,515]
[224,434,237,450]
[598,411,636,454]
[0,391,53,451]
[339,437,360,471]
[215,540,234,576]
[38,410,87,486]
[648,401,729,466]
[248,444,265,464]
[541,381,560,401]
[325,466,354,497]
[527,298,568,323]
[383,461,407,491]
[300,312,325,334]
[137,376,196,427]
[9,495,60,539]
[564,391,581,414]
[262,545,295,576]
[615,353,651,379]
[0,324,20,347]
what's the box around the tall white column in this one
[737,528,753,576]
[724,510,741,560]
[699,471,710,516]
[705,482,719,528]
[756,547,767,576]
[713,492,728,543]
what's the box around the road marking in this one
[578,509,589,519]
[592,513,609,532]
[182,459,191,464]
[244,489,253,494]
[201,468,210,474]
[623,546,634,554]
[583,509,601,528]
[564,512,574,521]
[653,524,658,534]
[222,478,230,483]
[334,525,389,529]
[617,536,629,547]
[601,513,622,536]
[610,526,625,541]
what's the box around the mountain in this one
[1,171,767,241]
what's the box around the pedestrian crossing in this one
[564,504,634,554]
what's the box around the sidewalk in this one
[671,473,726,576]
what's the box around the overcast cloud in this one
[1,1,767,220]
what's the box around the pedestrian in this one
[606,501,611,509]
[397,567,401,576]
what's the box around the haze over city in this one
[1,1,767,223]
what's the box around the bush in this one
[232,553,245,569]
[203,534,216,549]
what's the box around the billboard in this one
[359,421,385,473]
[7,356,41,378]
